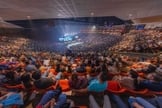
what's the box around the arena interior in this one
[0,0,162,108]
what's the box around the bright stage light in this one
[75,36,78,38]
[92,25,96,29]
[64,32,77,36]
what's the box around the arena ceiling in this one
[0,0,162,21]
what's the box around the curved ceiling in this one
[0,0,162,21]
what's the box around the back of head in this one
[99,72,108,82]
[146,64,157,73]
[21,73,31,82]
[5,71,15,80]
[32,71,41,80]
[71,73,78,81]
[154,72,162,82]
[129,69,138,79]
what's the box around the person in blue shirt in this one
[72,72,108,93]
[0,92,24,108]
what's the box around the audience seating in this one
[126,88,149,96]
[107,81,126,94]
[3,84,25,90]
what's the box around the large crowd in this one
[0,28,161,108]
[69,33,123,52]
[110,30,162,53]
[67,29,162,53]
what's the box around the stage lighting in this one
[92,25,96,29]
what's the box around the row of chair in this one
[3,80,162,97]
[107,81,162,97]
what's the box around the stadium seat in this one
[76,72,87,76]
[107,81,126,94]
[148,91,162,96]
[3,84,25,90]
[126,88,149,96]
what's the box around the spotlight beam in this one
[54,0,72,17]
[70,0,79,17]
[62,0,76,18]
[52,0,67,17]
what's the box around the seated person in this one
[0,92,24,108]
[54,74,70,91]
[156,64,162,73]
[32,71,55,89]
[42,69,62,81]
[25,60,38,72]
[72,72,108,93]
[0,69,6,84]
[75,64,85,73]
[137,72,162,91]
[4,71,21,85]
[69,73,88,89]
[0,65,8,71]
[36,87,67,108]
[87,67,100,82]
[20,73,33,89]
[112,69,138,89]
[144,64,157,73]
